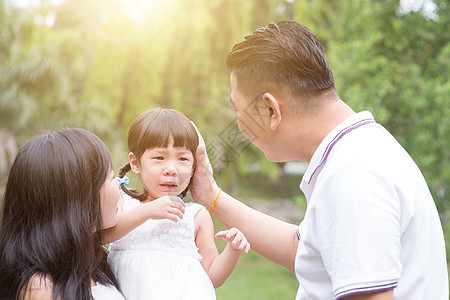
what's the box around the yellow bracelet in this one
[208,188,221,213]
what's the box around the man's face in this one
[229,73,273,158]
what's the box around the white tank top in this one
[91,282,124,300]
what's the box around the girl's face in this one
[100,169,121,229]
[131,140,194,201]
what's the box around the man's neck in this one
[284,99,355,162]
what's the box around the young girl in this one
[106,108,250,300]
[0,128,124,300]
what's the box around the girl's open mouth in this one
[160,182,178,189]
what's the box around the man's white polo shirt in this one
[294,111,448,299]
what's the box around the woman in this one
[0,128,124,299]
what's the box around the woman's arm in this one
[194,208,249,288]
[102,195,185,244]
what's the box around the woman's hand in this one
[215,228,251,254]
[143,196,185,222]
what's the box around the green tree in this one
[2,0,447,210]
[293,0,449,210]
[47,0,289,189]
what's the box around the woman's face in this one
[99,169,120,229]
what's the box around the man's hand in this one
[190,122,220,207]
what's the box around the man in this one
[191,20,448,299]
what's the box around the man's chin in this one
[264,152,288,163]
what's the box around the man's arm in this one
[209,190,299,272]
[190,139,298,272]
[343,289,393,300]
[195,208,250,288]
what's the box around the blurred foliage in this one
[1,0,449,295]
[0,0,448,213]
[296,0,450,212]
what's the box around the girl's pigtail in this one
[119,162,131,178]
[118,162,147,201]
[118,163,134,199]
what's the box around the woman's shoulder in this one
[21,274,55,300]
[91,283,125,300]
[120,191,141,211]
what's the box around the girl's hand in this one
[215,228,251,253]
[143,196,185,222]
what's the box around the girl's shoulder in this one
[120,191,141,211]
[185,201,206,216]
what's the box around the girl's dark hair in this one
[0,128,120,299]
[226,20,336,113]
[119,108,199,201]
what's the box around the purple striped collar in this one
[302,111,376,185]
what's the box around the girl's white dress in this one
[108,193,216,300]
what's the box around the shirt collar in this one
[301,111,376,186]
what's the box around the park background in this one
[0,0,448,298]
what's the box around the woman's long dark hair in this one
[0,128,119,299]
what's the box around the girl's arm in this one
[195,208,250,288]
[102,195,185,244]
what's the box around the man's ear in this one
[263,92,282,130]
[128,152,140,174]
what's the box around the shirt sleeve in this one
[314,161,401,299]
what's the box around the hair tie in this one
[115,176,130,187]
